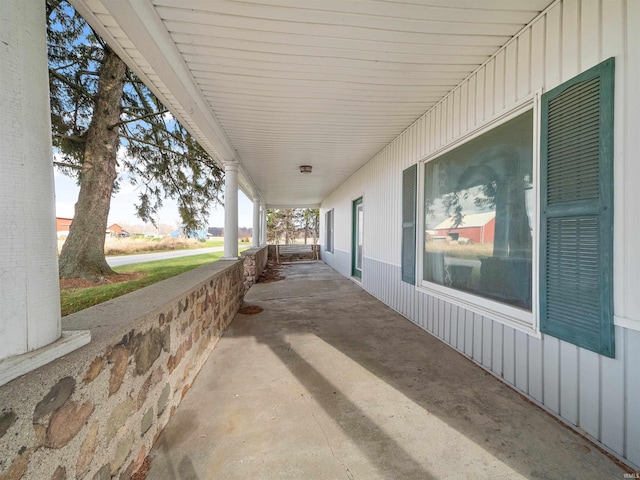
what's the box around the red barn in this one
[55,217,73,237]
[107,223,129,237]
[433,212,495,244]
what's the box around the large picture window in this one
[423,110,534,311]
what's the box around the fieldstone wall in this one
[240,246,268,293]
[0,259,244,480]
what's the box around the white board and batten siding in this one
[321,0,640,470]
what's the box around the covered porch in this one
[2,0,640,476]
[147,261,624,479]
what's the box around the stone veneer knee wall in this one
[241,246,268,293]
[0,259,245,480]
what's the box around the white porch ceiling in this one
[70,0,554,207]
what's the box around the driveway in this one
[106,246,246,267]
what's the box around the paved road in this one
[106,246,237,267]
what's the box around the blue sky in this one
[54,171,254,229]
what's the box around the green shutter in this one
[540,58,615,357]
[402,165,417,284]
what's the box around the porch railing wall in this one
[0,259,245,479]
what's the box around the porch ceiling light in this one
[299,165,312,174]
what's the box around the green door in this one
[352,197,363,279]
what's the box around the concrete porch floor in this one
[146,262,625,479]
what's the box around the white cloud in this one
[56,201,75,218]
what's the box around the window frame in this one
[416,94,541,336]
[325,208,334,254]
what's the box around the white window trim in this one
[614,315,640,332]
[325,208,334,254]
[416,93,542,338]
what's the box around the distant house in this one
[55,217,73,237]
[107,223,129,237]
[169,228,208,241]
[433,211,495,244]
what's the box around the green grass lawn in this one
[60,251,225,316]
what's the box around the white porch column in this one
[0,1,61,361]
[252,197,261,248]
[223,162,239,259]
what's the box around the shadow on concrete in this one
[266,333,435,479]
[238,263,624,479]
[147,262,625,479]
[151,421,200,480]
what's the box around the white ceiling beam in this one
[101,1,236,162]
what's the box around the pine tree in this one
[48,0,224,279]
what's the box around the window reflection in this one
[423,111,534,310]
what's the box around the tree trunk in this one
[313,214,319,244]
[58,48,126,279]
[304,217,308,245]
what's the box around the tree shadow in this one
[261,333,436,479]
[234,263,624,479]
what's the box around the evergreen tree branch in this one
[54,161,81,170]
[53,133,85,143]
[52,60,84,71]
[119,134,182,155]
[49,69,94,101]
[110,109,169,128]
